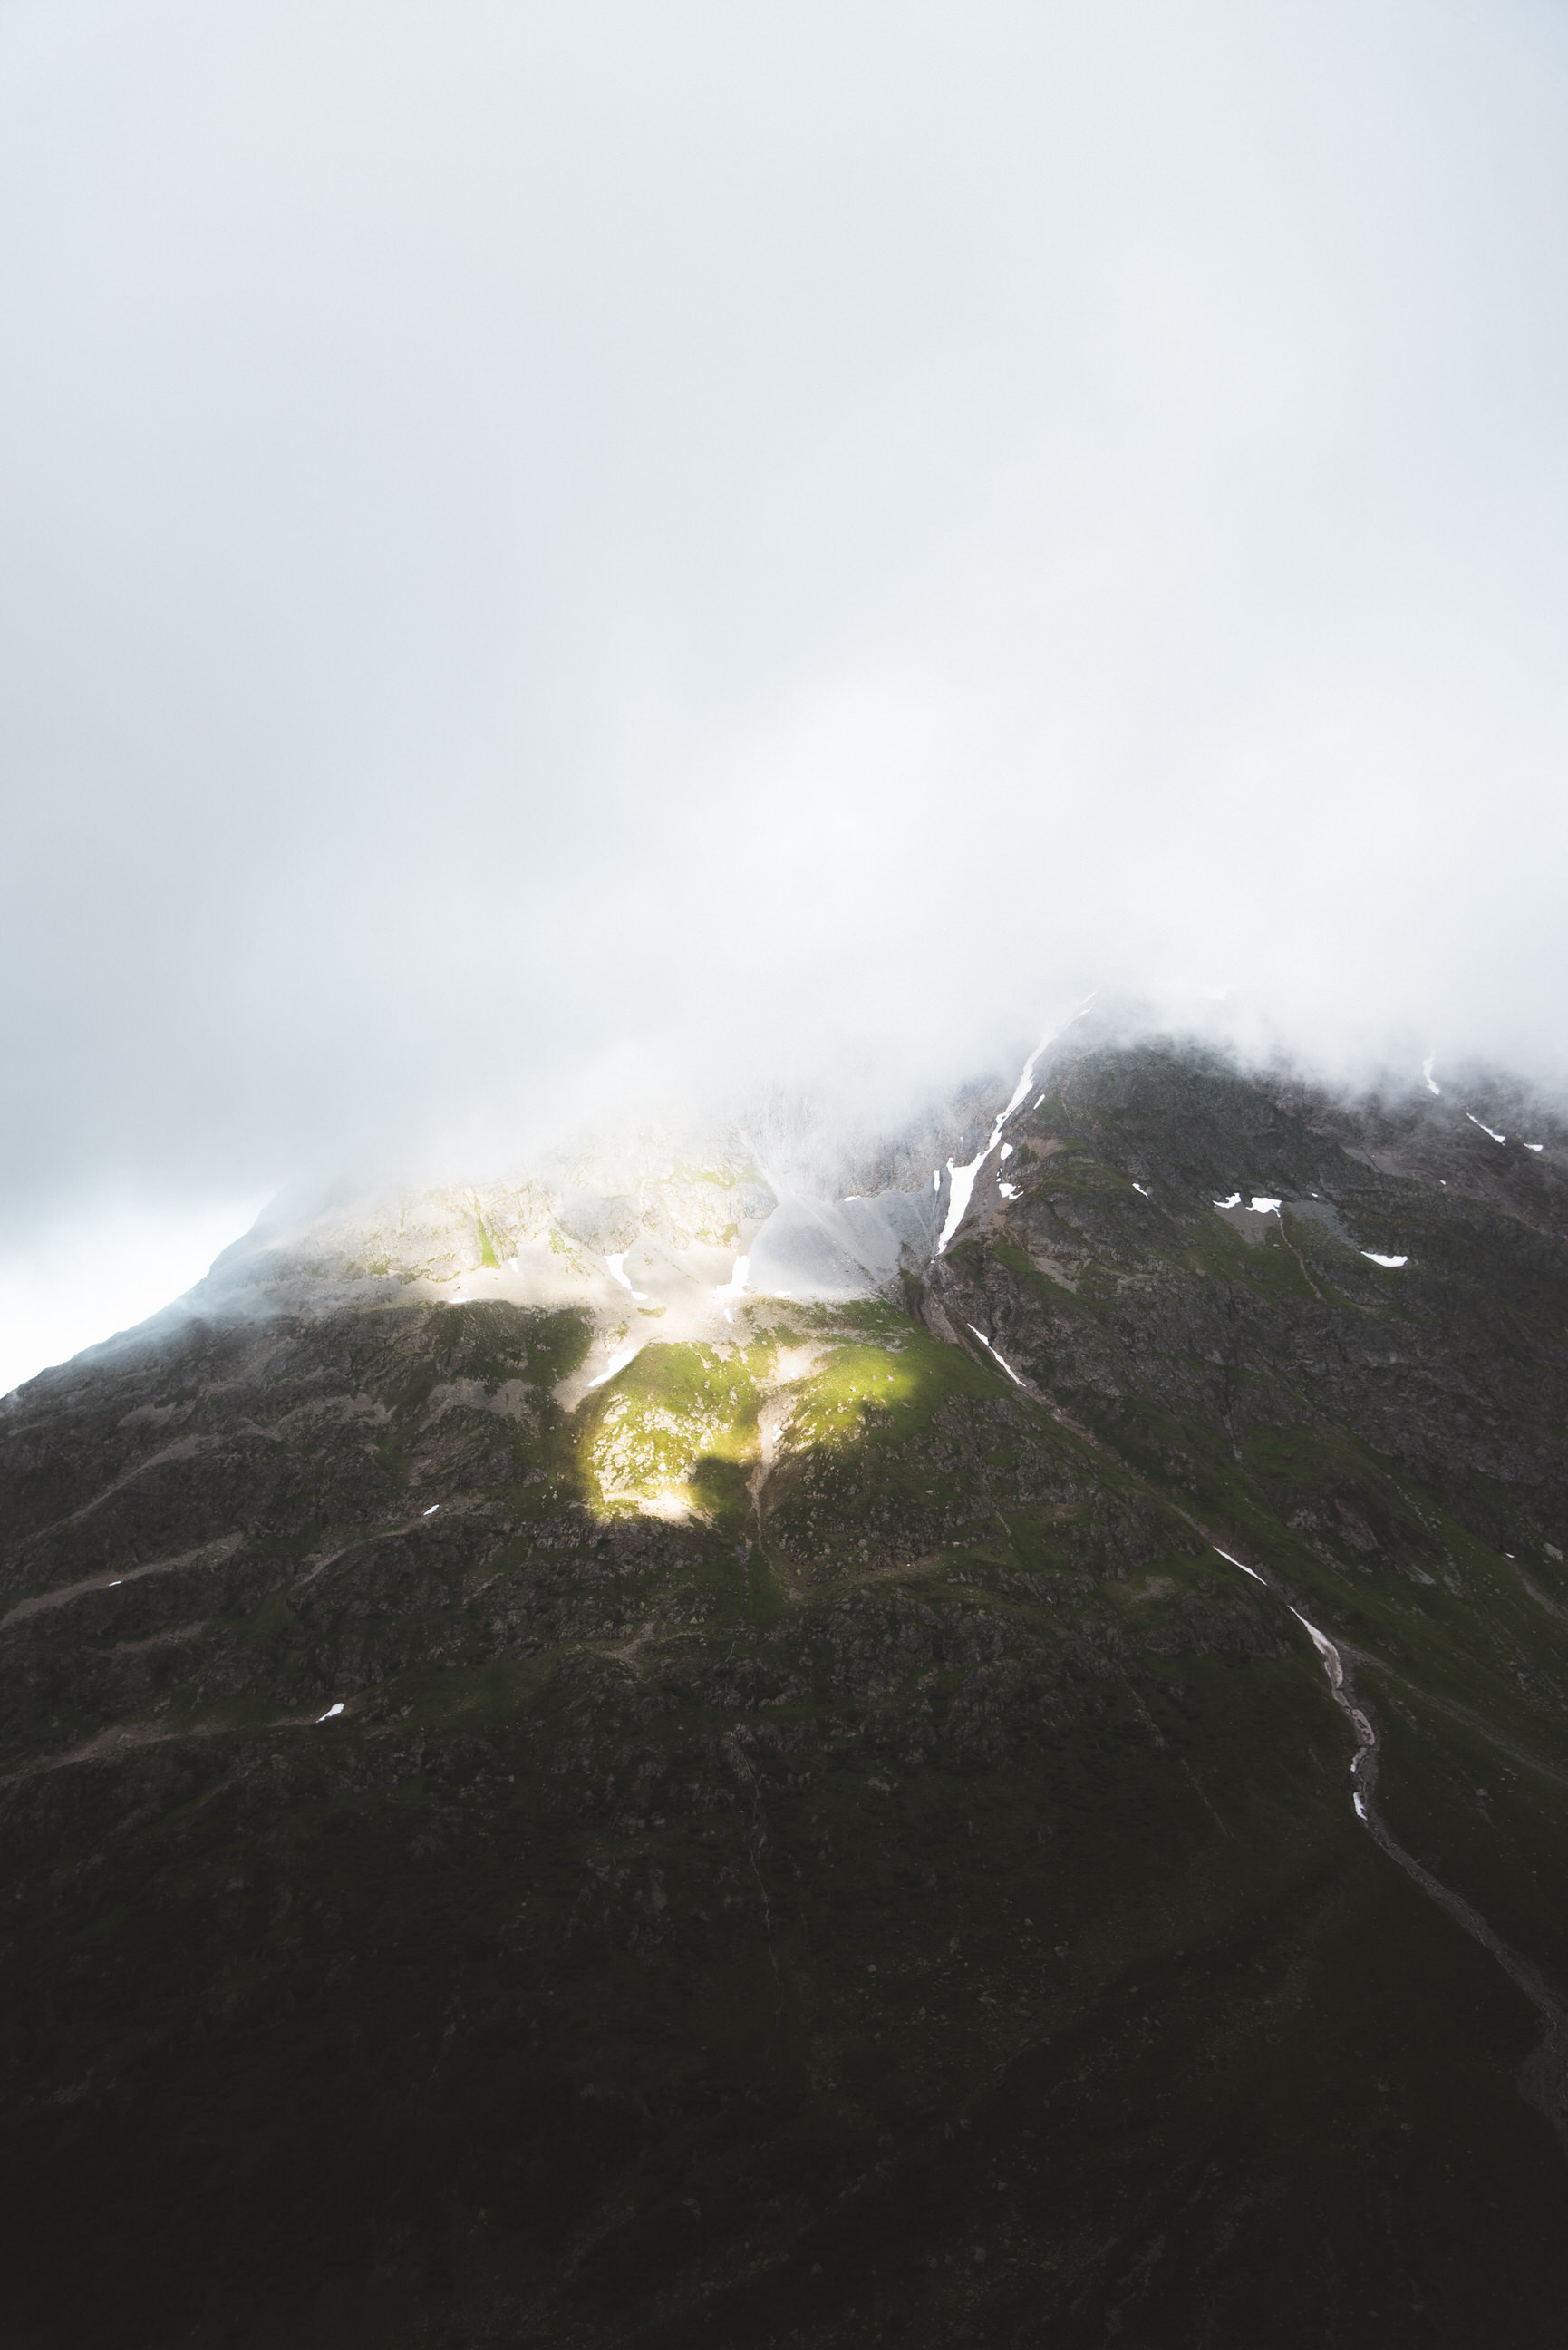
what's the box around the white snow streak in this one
[937,1156,985,1253]
[1422,1055,1441,1096]
[316,1703,344,1723]
[968,1325,1026,1386]
[1467,1112,1507,1145]
[936,1034,1058,1254]
[998,1051,1043,1125]
[931,1002,1100,1257]
[422,1504,440,1515]
[605,1252,649,1301]
[713,1254,750,1324]
[713,1255,750,1300]
[1218,1573,1379,1827]
[1290,1607,1342,1675]
[1361,1252,1408,1268]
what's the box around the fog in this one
[5,0,1568,1387]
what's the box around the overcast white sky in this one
[5,0,1568,1388]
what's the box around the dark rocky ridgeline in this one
[3,1044,1568,2346]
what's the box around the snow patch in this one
[1214,1192,1242,1209]
[587,1344,644,1390]
[968,1325,1026,1387]
[1290,1608,1343,1678]
[1215,1547,1265,1584]
[1422,1055,1441,1096]
[998,1048,1044,1125]
[1467,1112,1506,1145]
[1132,1182,1150,1199]
[605,1251,650,1302]
[937,1035,1054,1254]
[937,1156,985,1253]
[998,1182,1018,1199]
[316,1703,344,1723]
[422,1504,440,1516]
[1361,1252,1408,1268]
[713,1254,750,1300]
[713,1253,750,1323]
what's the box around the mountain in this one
[3,1032,1568,2347]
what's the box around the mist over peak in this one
[12,23,1568,2313]
[6,0,1568,1384]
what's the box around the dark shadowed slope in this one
[3,1041,1568,2348]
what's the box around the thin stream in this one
[1217,1550,1568,2147]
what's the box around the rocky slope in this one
[3,1034,1568,2347]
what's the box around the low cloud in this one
[5,0,1568,1377]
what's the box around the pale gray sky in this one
[5,0,1568,1384]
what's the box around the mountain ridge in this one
[3,1033,1568,2345]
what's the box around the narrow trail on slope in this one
[1219,1552,1568,2151]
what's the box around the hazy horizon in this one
[4,1000,1558,1401]
[5,0,1568,1387]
